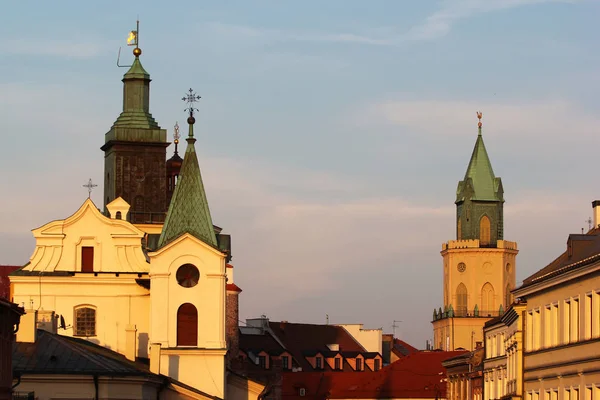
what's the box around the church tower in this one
[101,28,169,223]
[432,113,518,351]
[148,91,228,397]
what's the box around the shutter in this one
[81,247,94,272]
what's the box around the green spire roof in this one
[457,127,502,202]
[124,56,150,79]
[158,122,217,248]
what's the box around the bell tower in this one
[432,113,518,351]
[101,22,168,224]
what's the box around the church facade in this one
[10,36,260,400]
[432,115,518,351]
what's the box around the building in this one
[282,350,467,399]
[481,302,526,400]
[442,346,484,400]
[9,34,261,400]
[0,298,23,400]
[0,265,20,300]
[432,114,518,351]
[512,201,600,399]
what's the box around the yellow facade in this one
[513,260,600,399]
[433,239,517,351]
[10,198,263,400]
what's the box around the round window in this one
[457,262,466,273]
[176,264,200,288]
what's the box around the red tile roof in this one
[282,350,467,399]
[268,321,365,371]
[226,283,242,293]
[0,265,21,300]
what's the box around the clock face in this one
[176,264,200,288]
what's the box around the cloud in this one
[202,0,579,46]
[359,98,600,141]
[0,38,109,58]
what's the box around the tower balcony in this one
[432,306,503,321]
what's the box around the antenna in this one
[326,314,329,325]
[392,320,402,338]
[586,217,593,231]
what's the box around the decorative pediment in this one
[24,199,148,273]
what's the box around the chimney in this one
[593,201,600,229]
[125,324,137,361]
[280,321,288,331]
[226,269,242,365]
[37,310,57,334]
[149,343,161,374]
[16,310,37,343]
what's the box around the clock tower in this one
[432,113,518,351]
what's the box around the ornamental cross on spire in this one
[183,88,201,118]
[477,111,483,128]
[83,178,98,199]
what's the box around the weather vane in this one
[83,178,97,199]
[117,19,141,67]
[183,88,201,118]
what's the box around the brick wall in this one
[226,292,240,364]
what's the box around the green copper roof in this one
[457,128,502,202]
[158,123,217,248]
[124,57,150,80]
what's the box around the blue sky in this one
[1,0,599,347]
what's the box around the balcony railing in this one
[433,307,502,321]
[13,392,35,400]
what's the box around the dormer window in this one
[374,359,381,371]
[258,355,267,369]
[356,358,363,371]
[282,356,289,370]
[335,358,341,370]
[316,356,323,369]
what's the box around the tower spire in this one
[477,111,482,136]
[158,89,217,248]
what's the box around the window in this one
[176,264,200,288]
[258,355,267,369]
[456,283,468,316]
[176,303,198,346]
[115,211,122,220]
[457,218,462,240]
[374,359,381,371]
[81,246,94,272]
[74,306,96,337]
[316,357,322,369]
[282,356,289,370]
[335,358,341,370]
[533,308,541,350]
[480,215,491,245]
[572,297,580,342]
[356,358,362,371]
[481,282,495,314]
[527,311,533,351]
[564,300,571,343]
[299,388,306,397]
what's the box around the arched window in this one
[177,303,198,346]
[505,283,512,309]
[481,283,495,314]
[115,211,122,220]
[480,215,491,245]
[456,283,468,316]
[457,218,462,240]
[74,305,96,337]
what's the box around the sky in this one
[1,0,599,348]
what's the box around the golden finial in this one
[477,111,483,128]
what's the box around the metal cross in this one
[83,178,98,199]
[182,88,201,117]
